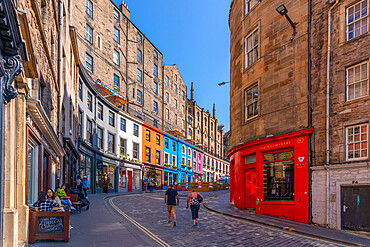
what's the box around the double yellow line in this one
[108,197,171,247]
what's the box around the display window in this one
[262,150,294,201]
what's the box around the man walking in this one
[164,184,179,226]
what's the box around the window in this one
[182,105,185,114]
[174,84,178,94]
[211,122,213,131]
[182,157,185,166]
[175,75,178,81]
[204,117,207,126]
[165,108,169,120]
[263,150,294,201]
[154,82,158,94]
[114,74,120,90]
[197,112,200,121]
[133,142,139,158]
[97,103,103,120]
[86,53,93,72]
[245,0,258,14]
[113,27,120,43]
[346,124,368,160]
[120,138,127,156]
[79,82,83,100]
[113,8,120,20]
[156,134,160,145]
[166,76,169,86]
[137,33,142,43]
[188,128,192,136]
[182,120,184,129]
[108,133,115,153]
[172,155,177,166]
[120,118,126,131]
[137,90,142,104]
[174,99,178,109]
[154,50,158,60]
[86,25,93,43]
[108,111,115,126]
[155,150,161,165]
[146,130,150,141]
[165,138,168,149]
[154,64,158,77]
[245,84,258,119]
[86,119,92,143]
[133,124,139,137]
[175,114,177,125]
[153,101,158,113]
[113,49,120,65]
[346,62,368,101]
[164,153,169,164]
[87,92,92,111]
[86,0,93,17]
[97,35,102,49]
[182,145,185,154]
[78,110,83,136]
[145,147,151,162]
[165,92,169,103]
[245,28,259,68]
[97,127,103,149]
[137,49,142,63]
[188,148,191,156]
[347,0,368,41]
[172,142,176,151]
[182,91,185,100]
[137,69,142,83]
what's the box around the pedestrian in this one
[186,187,203,226]
[76,175,83,191]
[33,191,60,212]
[82,176,89,198]
[164,184,179,226]
[149,180,154,193]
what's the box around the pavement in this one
[30,190,370,247]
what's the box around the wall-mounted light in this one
[218,81,230,86]
[276,4,298,37]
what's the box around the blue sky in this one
[114,0,231,131]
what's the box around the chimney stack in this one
[119,1,130,20]
[191,82,194,101]
[213,104,216,118]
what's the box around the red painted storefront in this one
[228,129,313,224]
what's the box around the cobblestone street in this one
[109,191,344,247]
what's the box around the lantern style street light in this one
[276,4,298,37]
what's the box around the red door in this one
[128,171,132,192]
[244,168,257,208]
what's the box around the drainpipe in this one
[57,0,63,185]
[308,0,312,223]
[326,0,340,228]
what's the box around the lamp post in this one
[276,4,298,37]
[218,81,230,86]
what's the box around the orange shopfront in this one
[228,129,313,224]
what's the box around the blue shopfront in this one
[163,133,180,190]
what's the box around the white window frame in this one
[346,123,368,160]
[164,152,169,164]
[113,8,120,21]
[172,155,177,166]
[245,0,259,15]
[346,0,369,41]
[137,69,142,83]
[346,61,369,101]
[86,0,93,17]
[245,28,259,68]
[165,108,169,120]
[244,84,258,120]
[133,142,139,159]
[86,24,93,43]
[113,27,120,43]
[113,49,120,65]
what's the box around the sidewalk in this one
[204,193,370,247]
[31,192,161,247]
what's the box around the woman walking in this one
[186,188,203,226]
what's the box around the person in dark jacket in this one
[33,191,60,212]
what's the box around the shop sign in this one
[261,141,292,150]
[263,153,277,162]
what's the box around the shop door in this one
[128,171,132,192]
[244,168,257,208]
[341,186,370,232]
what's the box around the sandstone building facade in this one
[228,0,369,231]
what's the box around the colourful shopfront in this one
[228,129,313,224]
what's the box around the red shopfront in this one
[228,129,313,224]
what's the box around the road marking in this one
[108,197,171,247]
[283,227,290,230]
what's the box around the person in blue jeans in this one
[82,176,90,198]
[186,188,203,226]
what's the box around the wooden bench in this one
[29,210,69,244]
[69,194,82,214]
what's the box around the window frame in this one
[133,142,139,159]
[346,0,369,41]
[153,101,158,113]
[86,24,93,43]
[86,53,93,73]
[97,103,103,120]
[156,134,160,145]
[137,33,142,44]
[86,119,93,144]
[245,28,259,68]
[133,124,139,137]
[346,123,368,160]
[120,118,126,132]
[346,61,369,101]
[154,64,158,77]
[97,126,103,149]
[137,49,142,63]
[108,111,115,127]
[137,69,142,83]
[113,26,120,43]
[244,83,259,121]
[245,0,259,15]
[145,146,151,162]
[107,132,115,153]
[86,0,93,18]
[87,92,93,111]
[153,81,158,94]
[120,138,127,157]
[137,90,142,104]
[113,74,120,90]
[113,49,120,65]
[113,8,120,21]
[146,130,151,141]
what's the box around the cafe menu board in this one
[37,217,64,234]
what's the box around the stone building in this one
[163,64,187,135]
[70,0,164,127]
[228,0,369,231]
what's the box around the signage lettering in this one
[37,217,64,234]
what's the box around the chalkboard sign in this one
[37,217,64,234]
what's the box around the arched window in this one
[188,148,191,156]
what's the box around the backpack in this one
[197,193,203,203]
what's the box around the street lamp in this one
[218,81,230,86]
[276,4,298,37]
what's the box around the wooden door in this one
[244,168,257,208]
[128,171,132,192]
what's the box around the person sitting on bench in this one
[33,191,60,212]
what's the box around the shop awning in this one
[96,80,128,105]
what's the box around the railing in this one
[177,182,229,191]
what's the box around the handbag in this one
[197,193,203,203]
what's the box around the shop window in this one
[146,130,150,141]
[120,138,127,157]
[120,118,126,132]
[145,147,151,162]
[156,134,160,145]
[346,62,368,101]
[133,142,139,159]
[172,142,176,151]
[27,141,39,205]
[244,84,258,120]
[346,123,368,160]
[108,133,115,153]
[97,127,103,149]
[155,150,161,165]
[263,150,294,201]
[133,124,139,137]
[245,154,256,164]
[165,138,169,149]
[346,0,368,41]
